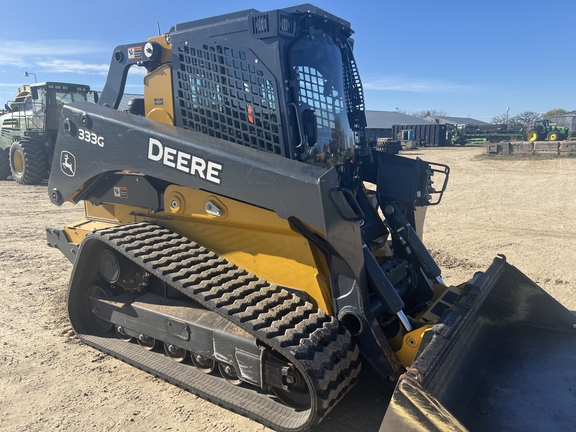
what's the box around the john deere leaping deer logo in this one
[60,151,76,177]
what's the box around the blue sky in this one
[1,0,573,122]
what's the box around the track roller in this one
[191,353,216,373]
[115,325,132,341]
[137,334,157,350]
[164,343,187,363]
[218,362,242,386]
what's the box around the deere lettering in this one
[147,137,222,185]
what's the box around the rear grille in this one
[175,43,285,156]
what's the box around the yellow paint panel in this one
[144,64,174,124]
[75,187,333,314]
[394,325,433,367]
[63,219,118,244]
[84,201,152,223]
[162,186,333,313]
[63,202,155,244]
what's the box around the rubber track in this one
[82,222,362,431]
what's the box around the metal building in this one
[365,110,431,140]
[422,115,489,127]
[548,111,576,130]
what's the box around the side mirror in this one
[93,92,99,104]
[302,109,317,146]
[31,87,38,100]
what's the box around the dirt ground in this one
[0,146,574,432]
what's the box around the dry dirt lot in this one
[0,146,574,432]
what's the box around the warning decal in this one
[127,46,143,60]
[113,186,128,198]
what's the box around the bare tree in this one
[491,114,508,125]
[409,109,448,119]
[509,111,540,128]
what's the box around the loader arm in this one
[48,101,411,380]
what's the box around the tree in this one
[509,111,540,128]
[409,109,448,119]
[542,108,567,118]
[491,113,508,125]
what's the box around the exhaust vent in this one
[251,12,296,39]
[252,14,270,35]
[278,13,296,38]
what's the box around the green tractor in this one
[0,82,91,184]
[526,118,569,142]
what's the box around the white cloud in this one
[0,39,112,75]
[0,40,109,58]
[0,55,30,67]
[362,75,470,93]
[36,59,110,75]
[0,83,29,87]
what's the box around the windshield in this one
[48,90,88,130]
[30,90,47,130]
[291,34,355,168]
[55,91,88,105]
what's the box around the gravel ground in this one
[0,146,574,431]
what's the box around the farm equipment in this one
[45,5,576,432]
[526,118,569,141]
[448,124,526,145]
[3,85,32,112]
[0,85,33,178]
[392,123,453,147]
[0,82,91,184]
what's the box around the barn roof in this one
[365,110,432,129]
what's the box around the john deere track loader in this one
[46,5,576,431]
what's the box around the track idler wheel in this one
[271,368,311,410]
[85,285,113,333]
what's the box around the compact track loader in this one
[46,5,576,431]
